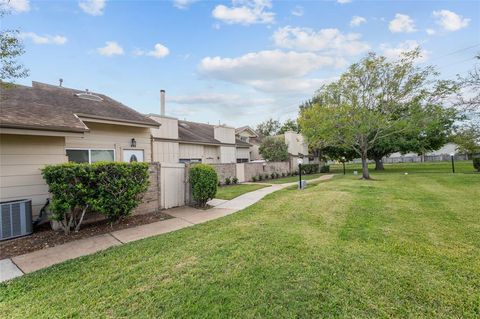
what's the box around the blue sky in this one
[2,0,479,127]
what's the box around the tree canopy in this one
[0,8,29,81]
[299,49,458,179]
[259,137,289,162]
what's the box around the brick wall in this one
[210,163,236,184]
[243,162,290,182]
[133,163,161,215]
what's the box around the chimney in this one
[160,89,166,116]
[59,78,63,87]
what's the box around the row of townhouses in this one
[0,81,313,216]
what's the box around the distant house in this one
[235,126,258,162]
[243,129,319,167]
[0,81,160,217]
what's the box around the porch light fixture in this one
[131,138,136,148]
[341,156,346,175]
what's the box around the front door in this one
[123,150,144,163]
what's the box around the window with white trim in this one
[66,149,115,164]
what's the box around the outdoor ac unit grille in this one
[0,199,32,241]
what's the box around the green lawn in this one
[215,183,269,200]
[1,170,479,318]
[330,160,476,175]
[260,172,326,184]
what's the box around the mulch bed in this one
[0,211,172,259]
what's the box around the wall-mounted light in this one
[131,138,136,148]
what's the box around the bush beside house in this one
[189,164,218,208]
[42,162,150,234]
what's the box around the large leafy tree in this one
[255,119,281,137]
[259,137,289,162]
[368,104,457,170]
[299,49,457,179]
[0,7,29,81]
[278,119,300,134]
[455,53,480,155]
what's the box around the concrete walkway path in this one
[1,174,333,282]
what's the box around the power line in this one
[430,43,480,62]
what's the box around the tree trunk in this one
[361,153,370,179]
[374,157,384,171]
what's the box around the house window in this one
[179,158,202,164]
[237,158,249,163]
[66,149,115,164]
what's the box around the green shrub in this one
[259,175,263,181]
[252,176,257,182]
[271,172,276,179]
[282,172,286,177]
[275,172,280,178]
[42,162,149,234]
[301,164,319,175]
[225,177,231,185]
[320,165,330,173]
[264,173,269,180]
[474,157,480,172]
[189,164,218,208]
[232,177,238,184]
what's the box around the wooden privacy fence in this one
[136,161,293,214]
[134,162,187,214]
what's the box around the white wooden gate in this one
[236,163,245,183]
[160,163,186,209]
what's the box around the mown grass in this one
[260,172,325,184]
[330,160,477,175]
[1,171,479,318]
[215,183,269,200]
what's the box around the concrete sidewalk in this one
[1,174,333,282]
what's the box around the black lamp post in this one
[298,158,303,189]
[450,153,455,173]
[341,156,346,175]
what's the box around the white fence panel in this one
[236,163,245,183]
[160,163,186,209]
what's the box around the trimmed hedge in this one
[320,165,330,173]
[474,157,480,172]
[300,164,330,174]
[300,164,319,174]
[189,164,218,208]
[42,162,149,234]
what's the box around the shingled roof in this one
[0,82,158,133]
[178,120,237,145]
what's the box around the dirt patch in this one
[0,211,172,259]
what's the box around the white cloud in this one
[380,40,429,62]
[169,93,279,119]
[291,5,303,17]
[199,50,343,93]
[78,0,105,16]
[212,0,275,25]
[20,32,67,45]
[426,28,436,35]
[433,10,470,31]
[350,16,366,27]
[134,43,170,58]
[337,0,351,3]
[0,0,30,13]
[173,0,197,9]
[272,26,370,56]
[389,13,416,33]
[97,41,124,56]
